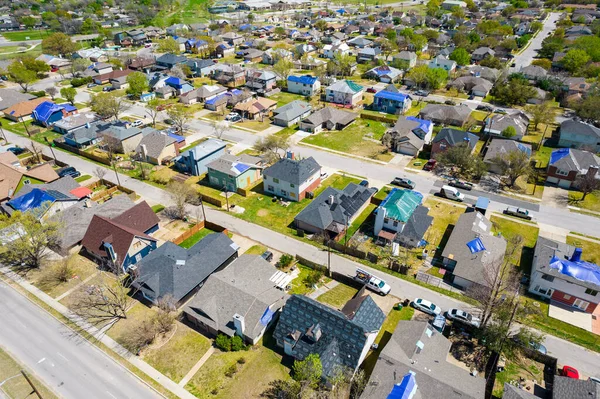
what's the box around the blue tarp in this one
[475,197,490,210]
[406,116,432,133]
[8,188,55,213]
[165,76,184,87]
[259,307,275,326]
[550,148,570,165]
[32,101,62,124]
[517,143,532,156]
[375,90,411,103]
[466,237,486,254]
[387,372,417,399]
[168,132,185,143]
[288,75,318,85]
[549,253,600,286]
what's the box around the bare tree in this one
[41,254,76,285]
[491,150,531,188]
[154,295,177,334]
[94,166,108,181]
[212,120,230,139]
[166,181,196,220]
[145,99,162,128]
[120,319,156,353]
[70,272,132,325]
[575,170,600,200]
[99,134,122,164]
[26,142,44,163]
[46,86,58,100]
[166,104,192,133]
[253,134,290,164]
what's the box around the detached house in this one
[428,55,456,73]
[484,139,532,174]
[263,156,321,201]
[546,148,600,189]
[471,47,495,62]
[299,107,357,133]
[431,128,478,156]
[174,138,227,176]
[385,116,433,156]
[287,75,321,97]
[325,80,364,107]
[483,111,530,140]
[135,130,179,165]
[245,69,277,93]
[420,104,472,127]
[213,63,246,87]
[32,101,78,128]
[372,90,412,115]
[233,97,277,120]
[323,42,350,59]
[272,100,313,127]
[155,53,188,70]
[207,153,264,191]
[557,119,600,152]
[393,51,417,69]
[365,65,402,83]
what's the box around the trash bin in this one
[395,303,403,311]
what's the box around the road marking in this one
[106,391,117,398]
[57,352,69,362]
[37,357,46,364]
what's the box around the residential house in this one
[557,119,600,152]
[132,233,239,306]
[520,65,547,81]
[546,148,600,189]
[163,76,195,96]
[215,42,235,58]
[294,183,376,239]
[299,107,357,133]
[197,84,227,102]
[419,104,472,128]
[515,22,532,36]
[385,116,433,156]
[53,113,99,135]
[483,111,530,140]
[322,31,346,45]
[428,55,456,73]
[274,291,385,381]
[221,31,244,46]
[263,156,321,201]
[468,65,500,82]
[185,38,209,54]
[448,76,493,97]
[293,56,327,71]
[207,153,263,191]
[174,138,227,176]
[213,64,246,88]
[365,65,402,83]
[36,54,71,70]
[97,124,151,153]
[347,36,373,48]
[81,202,160,272]
[186,59,218,77]
[204,93,229,112]
[484,139,532,174]
[471,46,495,62]
[0,162,59,202]
[135,131,179,165]
[262,48,293,65]
[233,97,277,120]
[431,127,479,156]
[565,25,592,39]
[374,188,433,248]
[287,75,321,97]
[92,69,133,85]
[295,43,317,56]
[2,97,48,122]
[529,237,600,314]
[183,254,289,344]
[245,69,277,93]
[325,80,364,107]
[323,42,350,59]
[272,100,312,127]
[166,23,189,36]
[0,89,35,112]
[32,101,78,128]
[441,210,507,290]
[360,320,486,399]
[393,51,417,69]
[155,53,188,70]
[442,0,467,9]
[372,90,412,115]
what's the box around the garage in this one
[558,179,573,189]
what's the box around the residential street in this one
[0,280,163,399]
[510,12,561,72]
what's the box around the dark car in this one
[414,90,430,97]
[445,100,457,105]
[103,86,116,92]
[494,108,507,114]
[261,251,274,262]
[476,105,493,112]
[359,180,369,187]
[468,94,475,100]
[391,177,416,189]
[366,87,377,93]
[423,159,437,171]
[449,179,473,191]
[6,147,25,155]
[57,166,81,179]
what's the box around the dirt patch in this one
[449,337,487,372]
[257,209,269,217]
[369,293,402,314]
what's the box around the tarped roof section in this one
[466,237,486,254]
[549,254,600,286]
[8,188,55,213]
[387,371,417,399]
[380,188,423,223]
[550,148,570,165]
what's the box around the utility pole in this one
[20,116,31,136]
[199,195,207,222]
[112,162,121,186]
[223,185,230,211]
[327,239,331,277]
[21,370,43,399]
[0,120,6,143]
[44,137,57,163]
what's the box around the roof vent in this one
[176,259,186,267]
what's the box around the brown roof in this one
[81,215,156,265]
[129,57,156,69]
[111,201,159,233]
[95,69,133,82]
[0,151,20,166]
[2,97,48,118]
[0,163,25,200]
[24,163,59,182]
[234,97,277,114]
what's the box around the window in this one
[541,274,554,282]
[268,185,274,191]
[585,288,598,296]
[393,221,398,227]
[563,294,571,300]
[133,241,143,250]
[290,183,295,188]
[23,179,31,185]
[273,178,279,183]
[555,169,569,177]
[281,190,288,196]
[534,285,553,296]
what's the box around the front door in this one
[573,298,589,311]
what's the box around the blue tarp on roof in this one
[387,372,417,399]
[239,24,253,31]
[375,90,410,103]
[466,237,486,254]
[233,162,250,174]
[205,93,227,105]
[260,307,275,326]
[406,116,432,132]
[549,253,600,286]
[63,104,77,113]
[336,8,346,13]
[8,188,55,213]
[288,75,318,85]
[550,148,570,165]
[168,132,185,143]
[517,143,532,156]
[32,101,63,124]
[165,76,185,87]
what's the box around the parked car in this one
[261,251,274,262]
[131,120,143,127]
[503,207,532,220]
[320,171,329,180]
[411,298,442,316]
[439,185,465,202]
[366,87,377,93]
[225,112,242,122]
[449,179,473,191]
[6,147,25,155]
[391,177,415,189]
[468,95,475,100]
[87,83,97,88]
[423,159,437,171]
[562,366,580,379]
[359,180,369,187]
[414,90,430,97]
[445,100,457,105]
[494,108,507,114]
[445,308,480,327]
[476,105,493,112]
[354,268,391,295]
[589,377,600,385]
[57,166,81,179]
[103,86,116,92]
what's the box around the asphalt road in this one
[0,280,164,399]
[510,12,561,71]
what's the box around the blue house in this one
[372,91,413,115]
[165,76,194,95]
[174,138,227,176]
[32,101,78,127]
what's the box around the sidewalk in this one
[0,268,197,399]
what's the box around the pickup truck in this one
[503,207,532,220]
[448,179,473,191]
[354,268,391,295]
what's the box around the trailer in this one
[354,268,391,295]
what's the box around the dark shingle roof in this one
[502,384,538,399]
[111,201,159,233]
[135,131,177,160]
[433,128,479,150]
[398,205,432,244]
[561,119,600,139]
[263,156,321,186]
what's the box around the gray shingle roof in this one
[484,139,532,163]
[206,153,262,176]
[551,148,600,175]
[17,176,80,200]
[433,128,479,150]
[397,205,433,244]
[0,89,36,111]
[263,156,321,186]
[553,376,600,399]
[560,119,600,139]
[272,100,312,123]
[135,131,177,159]
[502,384,538,399]
[301,106,357,128]
[420,104,472,125]
[134,233,239,303]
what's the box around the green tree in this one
[492,149,531,187]
[7,60,37,92]
[272,58,294,81]
[561,49,590,73]
[410,34,428,52]
[573,36,600,62]
[156,37,180,54]
[531,59,552,70]
[20,57,49,78]
[166,104,192,132]
[426,67,448,89]
[293,353,322,388]
[449,47,470,66]
[90,92,128,120]
[60,87,77,105]
[435,144,487,179]
[406,64,429,89]
[385,28,397,42]
[126,72,149,99]
[525,101,556,130]
[501,126,517,138]
[479,55,502,69]
[274,26,286,37]
[491,77,537,106]
[314,19,327,31]
[570,91,600,121]
[41,32,76,56]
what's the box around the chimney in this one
[286,150,295,160]
[140,144,148,159]
[328,195,335,205]
[233,314,245,337]
[571,248,582,262]
[84,199,92,208]
[586,166,598,179]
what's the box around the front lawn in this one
[75,174,92,183]
[178,228,219,249]
[566,235,600,264]
[268,91,307,107]
[568,191,600,213]
[236,118,272,132]
[0,348,58,399]
[274,124,298,139]
[490,215,539,274]
[244,244,267,255]
[316,283,358,310]
[301,119,393,162]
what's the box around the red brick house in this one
[546,148,600,189]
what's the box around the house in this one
[183,254,289,344]
[163,76,194,96]
[325,80,364,107]
[185,38,209,54]
[245,69,277,93]
[213,64,246,88]
[233,97,277,120]
[372,90,412,115]
[295,43,317,56]
[442,0,467,9]
[484,139,532,174]
[471,46,495,62]
[36,54,71,70]
[431,128,479,156]
[81,203,160,272]
[132,233,239,306]
[546,148,600,189]
[347,36,373,48]
[274,291,385,381]
[365,65,402,83]
[441,211,507,290]
[97,124,151,153]
[135,131,179,165]
[323,42,350,59]
[53,113,99,135]
[3,97,49,122]
[520,65,547,81]
[294,183,376,239]
[393,51,417,69]
[197,84,227,102]
[155,53,188,70]
[468,65,500,82]
[483,111,530,140]
[428,55,456,73]
[186,59,217,77]
[204,93,229,112]
[374,188,433,248]
[92,69,133,85]
[0,89,35,111]
[420,104,472,128]
[207,153,263,191]
[32,101,78,127]
[262,48,292,65]
[128,57,156,72]
[385,116,433,156]
[529,237,600,314]
[357,47,380,63]
[166,23,189,36]
[221,31,244,46]
[174,138,227,176]
[63,120,104,148]
[263,156,321,201]
[448,76,493,97]
[0,162,59,202]
[287,75,321,97]
[549,377,600,399]
[272,100,312,127]
[299,107,357,133]
[216,42,235,57]
[360,320,486,399]
[557,119,600,152]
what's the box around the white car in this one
[225,112,242,122]
[445,308,480,328]
[131,120,143,127]
[411,298,442,316]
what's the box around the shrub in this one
[304,270,323,287]
[30,90,46,98]
[121,320,157,353]
[278,254,294,268]
[225,364,238,377]
[71,76,93,87]
[237,357,246,364]
[215,334,232,351]
[151,204,165,213]
[231,335,245,351]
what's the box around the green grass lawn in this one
[178,228,219,249]
[347,204,376,238]
[490,215,539,274]
[0,347,58,399]
[236,118,272,132]
[1,29,47,41]
[268,91,307,107]
[404,102,427,117]
[422,198,465,256]
[75,174,92,183]
[493,357,544,398]
[566,235,600,264]
[152,204,165,213]
[301,119,393,162]
[316,283,358,310]
[245,244,267,255]
[274,124,298,139]
[179,138,208,153]
[568,191,600,213]
[532,144,554,169]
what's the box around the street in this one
[510,12,561,72]
[0,280,163,399]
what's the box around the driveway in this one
[541,185,570,208]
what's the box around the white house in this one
[325,79,364,107]
[262,156,321,202]
[323,42,350,59]
[287,75,321,97]
[428,55,456,73]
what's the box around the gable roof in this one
[484,139,532,163]
[433,128,478,150]
[301,106,357,127]
[0,89,36,111]
[136,131,177,159]
[272,100,312,122]
[263,156,321,186]
[207,153,263,177]
[374,90,411,103]
[287,75,319,85]
[326,79,364,94]
[549,148,600,174]
[32,101,77,124]
[111,201,159,233]
[560,119,600,139]
[3,97,48,119]
[7,188,56,215]
[379,188,422,223]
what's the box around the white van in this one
[440,185,465,202]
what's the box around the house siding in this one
[530,269,600,313]
[208,167,262,191]
[264,170,321,201]
[546,166,578,188]
[287,80,320,97]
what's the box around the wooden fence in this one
[53,139,112,166]
[236,180,263,197]
[295,255,371,290]
[360,113,397,124]
[415,271,461,293]
[171,220,229,245]
[86,179,137,202]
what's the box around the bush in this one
[231,335,245,351]
[71,76,93,87]
[237,357,246,364]
[30,90,46,98]
[121,320,157,353]
[278,254,294,268]
[304,270,323,287]
[215,334,232,351]
[225,364,238,378]
[151,204,165,213]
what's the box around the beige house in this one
[135,131,179,165]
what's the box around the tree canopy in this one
[42,32,76,56]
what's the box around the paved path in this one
[178,347,215,387]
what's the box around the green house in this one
[206,154,263,192]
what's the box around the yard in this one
[289,264,331,295]
[178,227,219,249]
[244,244,267,255]
[0,348,58,399]
[404,102,427,117]
[493,356,545,398]
[566,235,600,265]
[268,91,308,107]
[422,198,466,257]
[568,191,600,213]
[301,119,394,162]
[1,29,47,41]
[490,215,539,274]
[316,283,358,310]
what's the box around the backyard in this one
[178,227,219,249]
[316,283,358,310]
[490,215,539,273]
[566,234,600,264]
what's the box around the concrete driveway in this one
[541,185,570,208]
